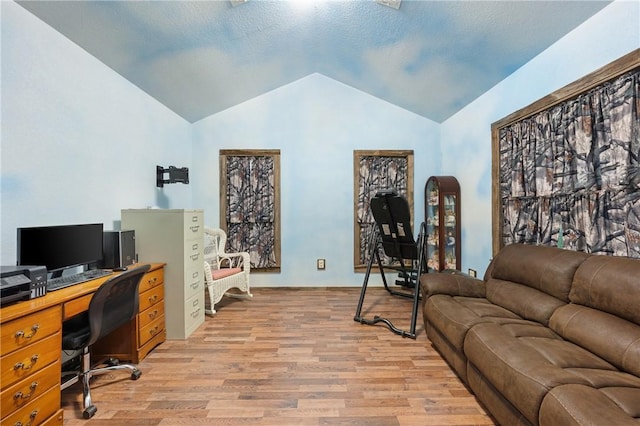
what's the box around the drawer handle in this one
[148,309,158,320]
[190,282,200,290]
[14,382,38,400]
[147,277,158,285]
[14,355,39,371]
[15,325,39,340]
[190,307,201,318]
[149,325,160,336]
[148,295,159,305]
[14,409,38,426]
[190,225,200,232]
[190,253,200,261]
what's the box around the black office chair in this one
[61,264,150,419]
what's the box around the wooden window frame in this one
[220,149,281,272]
[491,49,639,256]
[353,150,414,272]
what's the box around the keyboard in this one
[46,269,112,292]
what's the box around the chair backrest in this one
[87,264,150,346]
[204,227,226,269]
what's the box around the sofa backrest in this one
[550,255,640,377]
[486,244,589,325]
[570,255,640,325]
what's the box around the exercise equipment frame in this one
[354,190,427,339]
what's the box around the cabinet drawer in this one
[1,333,61,390]
[185,240,202,264]
[138,314,165,347]
[139,285,164,313]
[1,383,60,426]
[1,306,61,355]
[184,268,204,300]
[184,293,204,331]
[138,301,164,329]
[184,212,203,239]
[1,361,60,417]
[139,268,164,293]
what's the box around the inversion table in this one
[354,189,426,339]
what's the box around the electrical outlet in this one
[317,259,326,270]
[468,268,477,278]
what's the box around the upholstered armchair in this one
[203,227,252,315]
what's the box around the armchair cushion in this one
[211,267,243,280]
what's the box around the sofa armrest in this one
[420,270,486,298]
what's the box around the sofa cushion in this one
[464,321,620,425]
[490,244,589,302]
[550,304,640,377]
[539,384,640,425]
[426,295,520,350]
[570,254,640,325]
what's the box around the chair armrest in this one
[203,260,214,283]
[420,271,485,298]
[219,252,250,272]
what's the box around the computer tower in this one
[102,230,136,268]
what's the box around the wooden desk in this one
[0,263,165,426]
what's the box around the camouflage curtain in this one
[225,156,277,268]
[357,156,409,265]
[499,69,640,257]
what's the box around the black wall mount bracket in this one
[156,165,189,188]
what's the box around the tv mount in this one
[156,165,189,188]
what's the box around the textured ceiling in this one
[18,0,612,123]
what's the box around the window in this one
[353,150,414,271]
[220,150,281,271]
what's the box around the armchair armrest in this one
[219,252,250,273]
[420,270,485,298]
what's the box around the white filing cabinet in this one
[121,209,205,339]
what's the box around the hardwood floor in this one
[62,287,495,425]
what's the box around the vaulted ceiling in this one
[18,1,612,123]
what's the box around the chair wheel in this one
[83,405,97,419]
[131,370,142,380]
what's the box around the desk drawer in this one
[139,268,164,293]
[1,333,61,390]
[63,294,93,320]
[1,306,61,355]
[0,361,60,417]
[139,285,164,312]
[139,301,164,329]
[1,382,60,426]
[139,314,165,347]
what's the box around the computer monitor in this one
[17,223,104,277]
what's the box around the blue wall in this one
[1,2,192,264]
[2,1,638,287]
[191,74,440,286]
[440,0,639,274]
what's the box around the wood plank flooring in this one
[62,287,495,425]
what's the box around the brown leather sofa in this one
[420,243,640,425]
